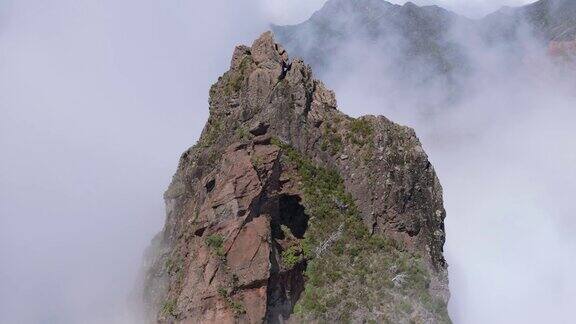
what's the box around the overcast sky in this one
[0,1,569,323]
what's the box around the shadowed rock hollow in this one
[141,31,450,324]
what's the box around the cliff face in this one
[142,32,450,323]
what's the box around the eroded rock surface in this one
[142,31,450,324]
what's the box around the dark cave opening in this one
[205,178,216,192]
[266,194,309,323]
[278,194,309,239]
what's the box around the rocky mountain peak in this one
[142,31,450,323]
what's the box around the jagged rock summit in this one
[142,32,450,323]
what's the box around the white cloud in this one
[1,1,574,323]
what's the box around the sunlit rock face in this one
[141,32,450,323]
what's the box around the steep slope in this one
[142,32,450,323]
[484,0,576,59]
[485,0,576,42]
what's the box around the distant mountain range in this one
[272,0,576,100]
[273,0,465,76]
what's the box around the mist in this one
[1,1,574,324]
[293,1,576,324]
[0,1,269,323]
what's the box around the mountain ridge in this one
[271,0,576,111]
[141,31,450,323]
[272,0,465,76]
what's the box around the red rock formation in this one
[141,32,450,324]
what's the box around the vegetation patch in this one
[200,118,223,148]
[235,126,250,141]
[321,122,343,155]
[346,118,374,147]
[164,257,183,275]
[282,245,303,268]
[250,153,264,169]
[218,286,246,317]
[206,234,226,257]
[230,300,246,316]
[224,56,252,95]
[161,299,177,317]
[271,138,448,323]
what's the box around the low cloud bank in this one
[1,1,573,323]
[0,1,268,323]
[303,4,576,323]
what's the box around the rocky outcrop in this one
[142,32,450,323]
